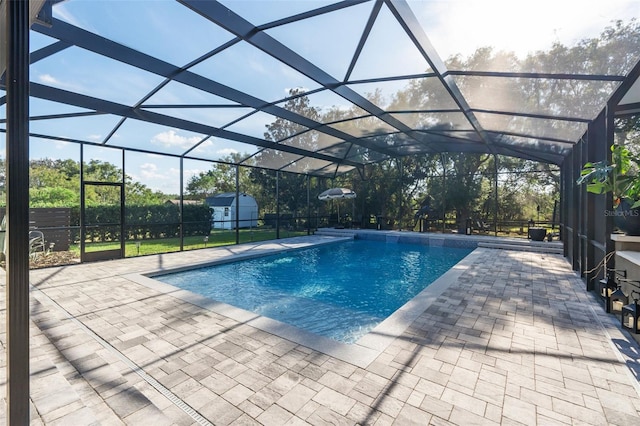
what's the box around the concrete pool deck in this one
[2,233,640,424]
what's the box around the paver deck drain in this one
[31,285,213,426]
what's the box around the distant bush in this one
[82,203,211,242]
[181,204,212,236]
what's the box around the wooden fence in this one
[0,207,72,251]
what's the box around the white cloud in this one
[217,148,238,156]
[53,140,72,150]
[144,153,164,159]
[150,129,201,149]
[38,73,83,92]
[133,163,182,194]
[285,86,309,95]
[248,57,268,75]
[412,0,638,60]
[39,74,59,85]
[139,162,159,179]
[183,167,206,182]
[53,4,86,29]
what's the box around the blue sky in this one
[4,0,640,194]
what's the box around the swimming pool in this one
[155,239,472,343]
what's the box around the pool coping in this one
[127,236,481,368]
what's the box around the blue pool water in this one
[155,240,472,343]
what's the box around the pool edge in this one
[124,237,481,368]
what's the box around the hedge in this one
[81,204,211,242]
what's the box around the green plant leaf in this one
[586,182,606,194]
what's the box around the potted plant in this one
[577,144,640,235]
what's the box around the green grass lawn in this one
[79,228,309,257]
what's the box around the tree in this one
[30,187,78,207]
[186,152,254,199]
[24,158,168,208]
[249,89,319,215]
[29,158,81,207]
[616,115,640,160]
[435,153,491,228]
[125,180,166,206]
[83,159,122,182]
[186,167,233,198]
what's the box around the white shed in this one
[206,192,259,229]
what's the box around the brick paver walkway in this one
[1,235,639,424]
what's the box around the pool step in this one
[315,228,564,254]
[314,228,356,238]
[477,241,564,254]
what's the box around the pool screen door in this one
[81,182,124,262]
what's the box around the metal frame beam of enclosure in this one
[179,0,435,156]
[559,162,566,255]
[235,165,240,244]
[611,54,640,114]
[121,149,126,257]
[440,154,447,233]
[80,143,85,256]
[528,30,640,278]
[398,158,403,230]
[584,110,609,290]
[562,135,582,274]
[276,171,280,239]
[4,0,31,423]
[306,175,311,236]
[384,0,498,158]
[493,154,499,237]
[564,104,615,288]
[29,18,372,169]
[580,135,589,276]
[1,6,638,405]
[28,82,363,170]
[568,141,581,273]
[605,108,615,259]
[179,158,185,251]
[18,0,625,173]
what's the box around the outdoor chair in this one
[29,230,46,258]
[476,220,490,233]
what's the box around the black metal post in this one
[120,149,125,256]
[605,105,615,258]
[494,154,498,236]
[179,157,184,251]
[80,144,86,260]
[580,139,588,278]
[235,165,240,244]
[306,175,311,235]
[441,154,446,233]
[275,171,280,239]
[398,157,403,231]
[559,165,565,248]
[5,0,31,422]
[585,110,607,290]
[572,140,583,271]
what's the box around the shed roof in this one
[206,192,255,206]
[165,199,202,206]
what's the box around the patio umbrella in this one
[317,187,356,201]
[318,188,356,225]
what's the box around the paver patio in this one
[1,234,640,425]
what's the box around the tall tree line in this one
[14,19,639,230]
